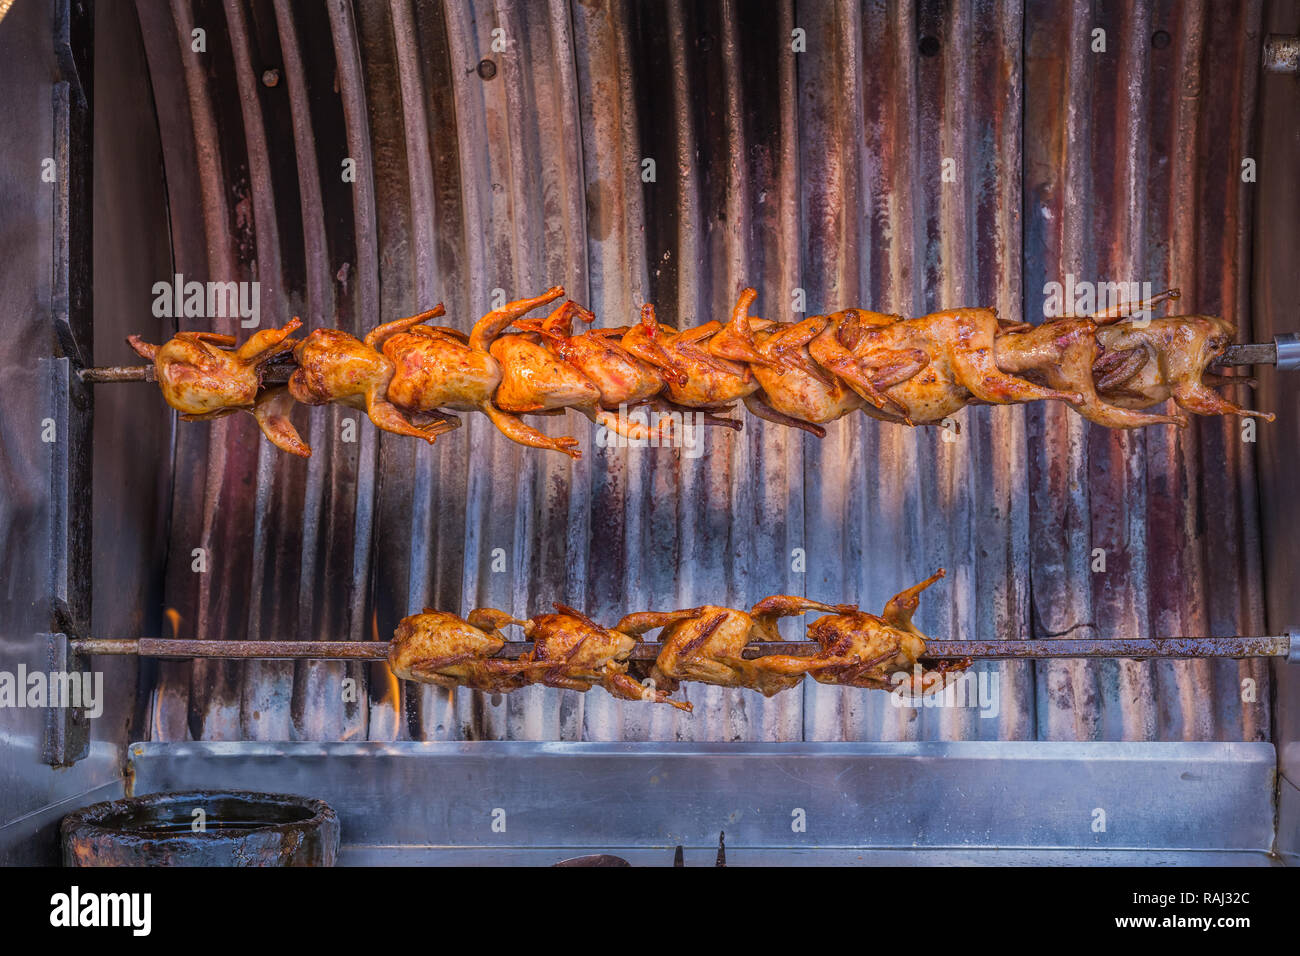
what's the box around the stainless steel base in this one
[126,741,1280,866]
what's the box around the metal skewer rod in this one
[74,334,1299,385]
[72,635,1291,661]
[79,361,295,384]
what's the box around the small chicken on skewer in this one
[622,596,857,697]
[289,325,461,446]
[509,300,741,442]
[490,603,693,710]
[389,608,555,692]
[483,300,602,456]
[615,299,764,432]
[751,570,970,692]
[810,308,1083,426]
[707,289,869,437]
[1092,314,1275,422]
[367,291,584,458]
[995,289,1187,429]
[128,319,310,456]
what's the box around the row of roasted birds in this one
[388,570,968,713]
[128,285,1271,459]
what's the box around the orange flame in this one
[372,605,400,712]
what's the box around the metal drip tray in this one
[126,741,1279,866]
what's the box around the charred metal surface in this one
[61,790,339,866]
[123,0,1272,743]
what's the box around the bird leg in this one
[466,608,531,640]
[615,608,708,636]
[951,345,1082,408]
[1172,380,1276,422]
[251,386,311,457]
[709,288,784,370]
[364,304,447,349]
[1086,287,1180,323]
[761,315,837,385]
[601,667,693,711]
[480,401,582,458]
[364,380,462,444]
[468,286,565,352]
[880,569,945,639]
[749,595,858,642]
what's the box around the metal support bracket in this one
[40,633,90,766]
[42,0,94,768]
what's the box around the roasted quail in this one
[810,308,1082,425]
[749,571,970,692]
[389,608,553,692]
[621,596,856,697]
[519,604,692,710]
[708,289,866,437]
[996,289,1188,429]
[367,290,583,457]
[128,319,308,455]
[288,326,460,447]
[131,282,1275,458]
[1093,315,1274,422]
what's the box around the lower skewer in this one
[71,635,1291,661]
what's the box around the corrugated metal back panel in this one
[127,0,1268,742]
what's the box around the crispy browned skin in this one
[996,288,1185,428]
[750,570,970,692]
[388,609,551,692]
[619,301,758,410]
[129,319,307,455]
[623,596,854,697]
[368,292,583,458]
[708,289,866,437]
[509,300,741,441]
[519,604,693,711]
[391,580,965,706]
[517,302,667,409]
[810,309,1082,425]
[289,326,461,445]
[1093,315,1274,422]
[128,319,299,416]
[490,306,602,416]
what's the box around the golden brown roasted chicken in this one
[810,308,1082,425]
[750,571,969,692]
[288,325,461,447]
[622,596,856,697]
[1093,315,1274,422]
[509,604,692,710]
[367,291,584,457]
[128,319,310,455]
[388,608,553,692]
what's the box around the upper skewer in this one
[75,335,1297,384]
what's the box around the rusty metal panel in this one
[124,0,1268,742]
